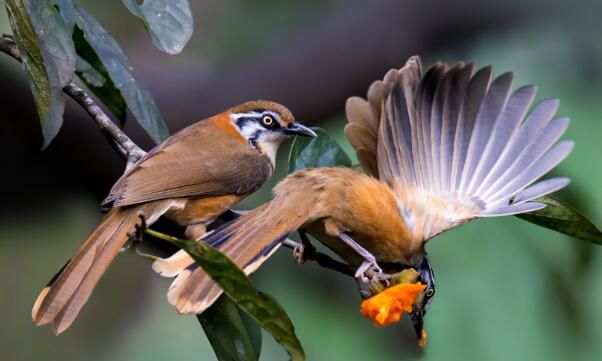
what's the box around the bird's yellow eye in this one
[262,115,274,126]
[426,288,434,297]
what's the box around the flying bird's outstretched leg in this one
[338,233,382,282]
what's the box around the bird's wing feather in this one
[345,56,572,242]
[104,116,272,207]
[164,173,325,314]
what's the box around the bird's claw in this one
[293,243,306,264]
[123,213,147,253]
[355,259,383,283]
[293,241,316,264]
[131,212,148,243]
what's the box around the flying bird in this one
[172,57,573,338]
[31,100,315,334]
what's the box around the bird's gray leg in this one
[338,233,382,282]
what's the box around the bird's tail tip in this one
[152,249,193,278]
[31,286,50,324]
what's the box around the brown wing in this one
[104,115,273,207]
[165,168,330,314]
[344,57,422,179]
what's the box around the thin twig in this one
[282,239,355,277]
[63,83,146,168]
[0,35,146,167]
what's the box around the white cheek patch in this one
[237,121,265,139]
[257,130,284,143]
[230,112,286,166]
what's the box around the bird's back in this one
[276,167,419,264]
[104,114,273,207]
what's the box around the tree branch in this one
[0,35,146,168]
[62,83,146,169]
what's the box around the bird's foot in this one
[355,259,383,283]
[293,231,317,264]
[131,212,148,242]
[293,243,306,264]
[293,240,316,264]
[123,213,147,253]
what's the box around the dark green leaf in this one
[287,127,352,173]
[54,0,170,143]
[516,196,602,245]
[72,27,126,123]
[5,0,76,148]
[122,0,193,54]
[145,229,305,361]
[239,304,263,359]
[198,295,262,361]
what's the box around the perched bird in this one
[31,100,315,334]
[183,57,573,338]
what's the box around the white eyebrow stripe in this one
[231,111,282,122]
[262,111,280,119]
[231,111,262,120]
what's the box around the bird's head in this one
[410,254,436,340]
[229,101,316,163]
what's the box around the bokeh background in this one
[1,0,601,360]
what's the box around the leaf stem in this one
[143,227,181,245]
[0,35,146,169]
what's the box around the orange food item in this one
[360,282,426,327]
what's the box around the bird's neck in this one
[339,172,421,263]
[256,139,283,168]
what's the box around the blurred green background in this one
[1,0,601,360]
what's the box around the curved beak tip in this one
[411,311,424,339]
[287,123,317,137]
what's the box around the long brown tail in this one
[32,204,157,334]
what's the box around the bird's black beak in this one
[410,310,425,340]
[285,123,317,137]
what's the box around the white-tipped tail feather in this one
[152,210,285,315]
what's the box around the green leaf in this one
[122,0,193,55]
[516,196,602,245]
[5,0,76,148]
[239,305,263,359]
[287,127,352,173]
[72,27,127,123]
[54,0,170,144]
[145,229,305,361]
[198,295,262,361]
